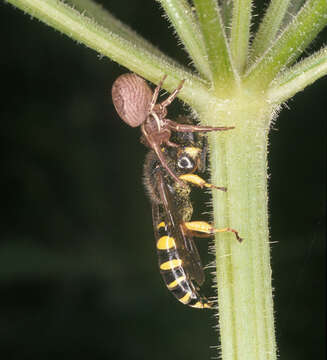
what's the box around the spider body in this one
[112,73,234,186]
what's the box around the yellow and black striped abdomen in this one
[156,221,211,309]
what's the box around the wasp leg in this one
[184,221,243,242]
[179,173,227,191]
[166,120,235,133]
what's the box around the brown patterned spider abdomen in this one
[112,73,153,128]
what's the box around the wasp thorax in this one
[111,73,153,127]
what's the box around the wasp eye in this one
[178,156,194,170]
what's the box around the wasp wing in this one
[180,227,205,286]
[153,169,205,286]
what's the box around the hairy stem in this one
[201,88,277,360]
[250,0,291,61]
[230,0,252,73]
[268,46,327,104]
[246,0,327,87]
[6,0,213,108]
[67,0,167,58]
[157,0,211,79]
[193,0,237,93]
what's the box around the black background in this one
[1,1,325,359]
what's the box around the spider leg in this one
[159,79,185,108]
[165,140,179,148]
[149,75,167,111]
[151,142,187,187]
[166,119,235,133]
[141,123,186,187]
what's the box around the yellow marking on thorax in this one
[157,236,176,250]
[157,221,166,230]
[179,292,191,304]
[167,275,186,289]
[184,147,201,158]
[160,259,182,270]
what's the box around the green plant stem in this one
[67,0,167,58]
[157,0,211,79]
[230,0,252,74]
[268,46,327,104]
[220,0,233,37]
[202,88,276,360]
[281,0,306,30]
[250,0,291,61]
[193,0,237,94]
[245,0,327,87]
[6,0,212,108]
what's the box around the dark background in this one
[1,1,325,359]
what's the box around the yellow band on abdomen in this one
[167,275,186,289]
[179,292,191,304]
[160,259,182,270]
[157,236,176,250]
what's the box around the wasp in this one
[143,117,242,309]
[112,73,234,187]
